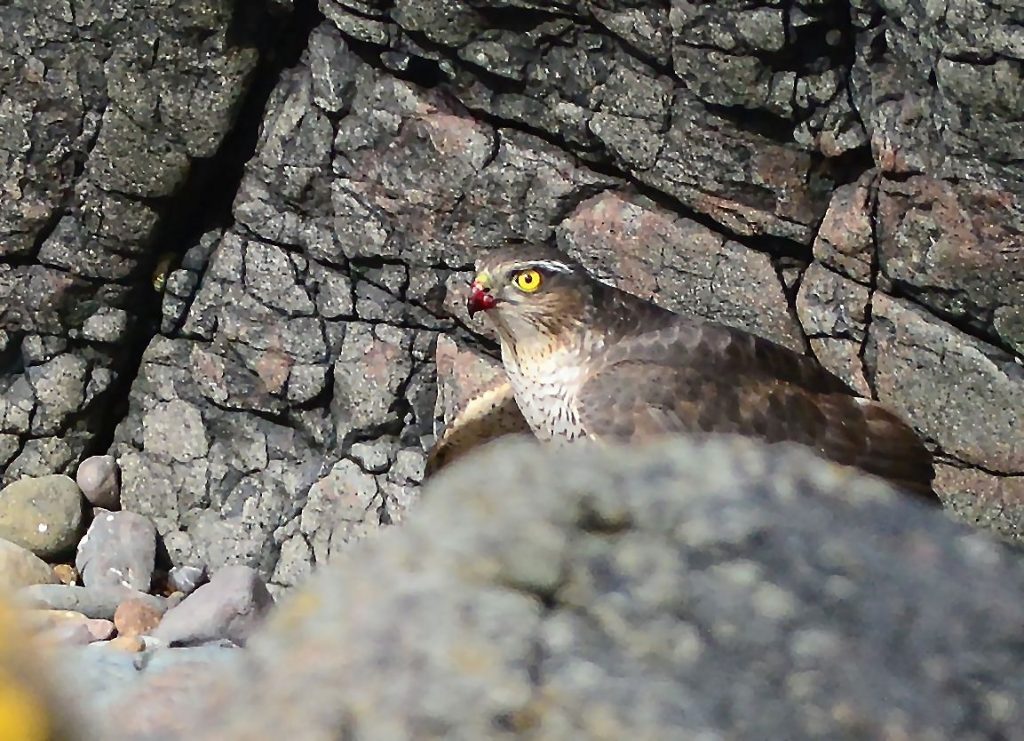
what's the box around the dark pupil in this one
[522,272,534,284]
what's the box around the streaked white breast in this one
[501,339,591,442]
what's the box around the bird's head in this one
[467,245,589,344]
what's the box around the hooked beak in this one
[467,282,496,317]
[467,274,497,317]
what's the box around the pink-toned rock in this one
[812,175,876,283]
[85,618,115,641]
[38,620,94,647]
[24,609,89,632]
[432,335,515,433]
[26,609,112,642]
[558,190,805,352]
[427,336,530,477]
[876,177,1022,343]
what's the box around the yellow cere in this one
[513,269,542,293]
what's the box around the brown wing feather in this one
[576,320,936,501]
[425,379,531,478]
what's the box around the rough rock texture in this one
[73,438,1024,739]
[0,0,295,481]
[4,0,1023,578]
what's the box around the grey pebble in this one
[168,564,207,595]
[0,475,83,558]
[16,584,167,620]
[75,455,121,510]
[152,565,273,647]
[76,510,156,592]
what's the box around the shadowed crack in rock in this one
[88,0,325,458]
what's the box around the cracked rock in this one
[0,0,284,484]
[91,3,1024,579]
[867,294,1024,479]
[558,189,806,352]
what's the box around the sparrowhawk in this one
[429,244,935,500]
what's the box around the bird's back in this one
[575,281,936,500]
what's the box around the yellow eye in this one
[512,269,542,293]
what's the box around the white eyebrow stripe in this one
[522,260,573,273]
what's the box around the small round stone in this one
[114,598,163,638]
[52,564,77,586]
[85,618,115,641]
[75,455,121,510]
[0,475,83,558]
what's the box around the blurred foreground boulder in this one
[80,436,1024,739]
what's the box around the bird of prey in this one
[439,243,936,500]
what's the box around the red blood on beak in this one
[467,282,496,316]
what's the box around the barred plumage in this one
[458,243,936,500]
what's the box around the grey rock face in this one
[90,438,1024,738]
[0,474,83,558]
[76,511,156,592]
[0,0,286,480]
[151,565,274,647]
[3,0,1021,575]
[75,455,121,510]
